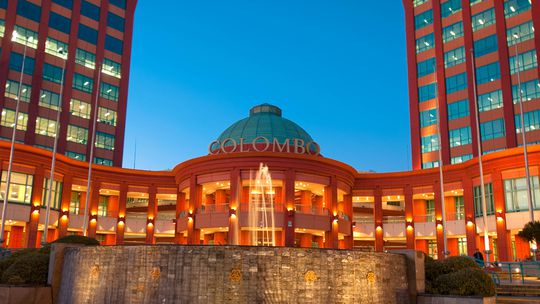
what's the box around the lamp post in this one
[470,48,491,265]
[0,34,31,245]
[434,99,449,258]
[41,50,67,245]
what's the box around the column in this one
[57,174,73,238]
[325,176,339,249]
[434,180,445,260]
[462,176,476,256]
[87,181,101,239]
[284,169,296,247]
[116,183,128,245]
[342,194,353,249]
[492,170,510,261]
[145,186,157,244]
[374,187,383,252]
[174,190,186,244]
[405,184,415,250]
[228,169,240,245]
[26,166,45,248]
[187,175,201,245]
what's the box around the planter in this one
[0,285,52,304]
[418,294,495,304]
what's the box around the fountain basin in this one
[58,245,414,304]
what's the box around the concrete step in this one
[497,285,540,297]
[497,296,540,304]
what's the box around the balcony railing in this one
[198,204,230,214]
[414,214,435,223]
[294,204,329,216]
[446,212,465,221]
[353,215,373,224]
[382,216,406,223]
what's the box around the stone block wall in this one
[58,245,411,304]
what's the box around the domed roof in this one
[216,104,316,149]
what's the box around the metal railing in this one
[413,214,435,223]
[294,204,329,216]
[198,204,230,214]
[446,212,465,221]
[353,216,373,224]
[382,216,406,223]
[473,258,540,284]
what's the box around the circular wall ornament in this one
[150,267,161,281]
[304,270,317,282]
[366,271,376,283]
[229,268,242,282]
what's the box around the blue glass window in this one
[107,12,125,32]
[419,83,437,102]
[472,8,495,31]
[443,22,463,43]
[49,12,71,34]
[421,134,439,153]
[109,0,126,9]
[444,47,465,68]
[441,0,461,18]
[504,0,531,18]
[447,99,469,120]
[417,58,436,77]
[52,0,73,9]
[9,52,35,75]
[0,0,6,9]
[512,79,540,103]
[480,119,505,140]
[478,90,503,112]
[100,82,119,101]
[446,73,467,94]
[95,132,115,150]
[43,63,63,84]
[476,62,500,85]
[17,0,41,22]
[81,1,100,21]
[420,108,437,127]
[507,21,535,46]
[449,126,472,147]
[515,109,540,134]
[474,35,498,58]
[451,154,473,164]
[416,33,434,54]
[509,50,538,74]
[415,10,433,30]
[78,24,98,44]
[73,73,93,93]
[105,35,123,54]
[94,157,113,166]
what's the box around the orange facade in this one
[0,141,539,261]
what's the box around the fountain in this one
[247,163,276,246]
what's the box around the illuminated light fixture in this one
[117,216,125,224]
[375,224,383,231]
[352,222,356,228]
[496,211,504,222]
[90,214,98,222]
[478,19,484,25]
[332,214,339,223]
[60,209,69,219]
[147,217,155,227]
[466,217,474,227]
[187,211,194,221]
[83,81,90,86]
[31,204,40,215]
[229,208,237,217]
[436,219,443,229]
[406,221,414,230]
[510,6,515,12]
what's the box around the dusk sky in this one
[123,1,410,172]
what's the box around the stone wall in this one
[58,245,411,304]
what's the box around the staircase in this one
[496,284,540,303]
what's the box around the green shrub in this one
[1,252,49,285]
[434,268,495,297]
[52,235,99,246]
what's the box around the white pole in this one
[0,36,30,244]
[82,64,101,236]
[41,53,67,245]
[434,98,449,258]
[513,33,534,223]
[470,48,491,264]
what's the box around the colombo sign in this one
[209,137,321,156]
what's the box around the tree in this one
[517,221,540,260]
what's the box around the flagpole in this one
[512,33,534,222]
[82,63,101,237]
[0,35,31,245]
[435,97,449,258]
[470,48,491,265]
[41,51,67,245]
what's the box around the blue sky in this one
[123,1,411,172]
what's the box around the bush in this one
[425,255,494,297]
[52,235,99,246]
[1,252,49,285]
[434,268,495,296]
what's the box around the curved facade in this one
[0,130,539,262]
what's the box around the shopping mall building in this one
[0,103,537,262]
